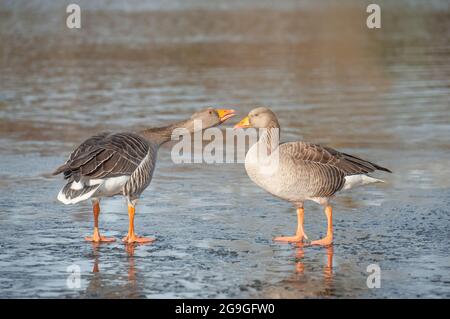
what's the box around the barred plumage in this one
[123,146,157,199]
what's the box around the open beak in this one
[216,109,236,123]
[233,116,251,128]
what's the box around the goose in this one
[234,107,391,246]
[53,107,236,244]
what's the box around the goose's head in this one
[234,107,279,129]
[190,107,236,128]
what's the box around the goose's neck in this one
[257,122,280,155]
[139,118,195,146]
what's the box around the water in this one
[0,0,449,298]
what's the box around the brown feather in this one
[53,132,151,181]
[283,141,391,177]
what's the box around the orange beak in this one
[233,116,251,128]
[216,109,236,123]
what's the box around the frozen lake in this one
[0,0,449,298]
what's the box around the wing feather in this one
[281,141,391,176]
[53,132,151,181]
[278,141,390,197]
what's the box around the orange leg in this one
[85,201,115,243]
[122,204,155,244]
[274,208,308,243]
[311,205,333,246]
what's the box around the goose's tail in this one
[342,174,385,191]
[57,181,100,204]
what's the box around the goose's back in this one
[54,132,158,202]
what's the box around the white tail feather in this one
[343,174,384,191]
[70,181,84,190]
[57,185,100,205]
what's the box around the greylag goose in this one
[53,108,236,244]
[234,107,391,246]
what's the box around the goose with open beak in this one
[53,107,236,244]
[234,107,391,246]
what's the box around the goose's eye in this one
[209,111,213,114]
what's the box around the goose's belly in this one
[245,159,309,203]
[93,176,130,198]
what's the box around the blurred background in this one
[0,0,449,298]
